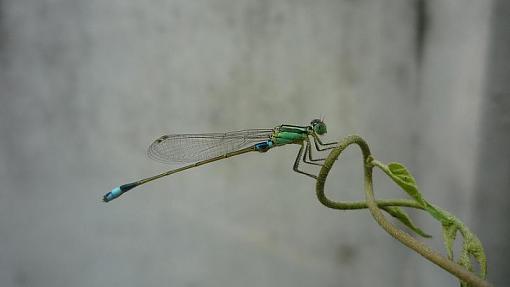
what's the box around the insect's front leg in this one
[312,133,337,151]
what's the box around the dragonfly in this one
[103,119,338,202]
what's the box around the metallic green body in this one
[272,129,308,146]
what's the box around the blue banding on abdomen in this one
[255,140,273,152]
[103,186,122,202]
[103,182,138,202]
[111,186,122,197]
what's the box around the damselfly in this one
[103,119,337,202]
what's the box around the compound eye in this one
[314,122,327,135]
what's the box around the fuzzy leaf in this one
[375,160,488,284]
[459,248,473,287]
[382,206,431,238]
[463,232,487,279]
[386,163,427,207]
[386,163,445,221]
[442,222,458,260]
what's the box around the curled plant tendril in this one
[315,135,491,287]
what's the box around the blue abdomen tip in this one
[103,186,122,202]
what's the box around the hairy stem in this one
[315,135,491,287]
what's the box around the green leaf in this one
[442,222,458,260]
[458,248,473,287]
[462,231,487,279]
[442,220,487,282]
[382,206,432,238]
[386,163,427,207]
[374,160,488,285]
[385,163,446,221]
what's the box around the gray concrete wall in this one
[0,1,499,286]
[474,0,510,286]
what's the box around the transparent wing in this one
[147,129,274,163]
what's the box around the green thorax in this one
[272,126,309,146]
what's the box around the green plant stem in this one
[315,135,491,287]
[316,195,424,210]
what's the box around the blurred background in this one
[1,0,508,286]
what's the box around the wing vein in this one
[147,129,274,163]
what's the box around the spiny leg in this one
[312,133,338,151]
[304,137,328,162]
[303,140,323,166]
[314,132,338,146]
[292,142,318,179]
